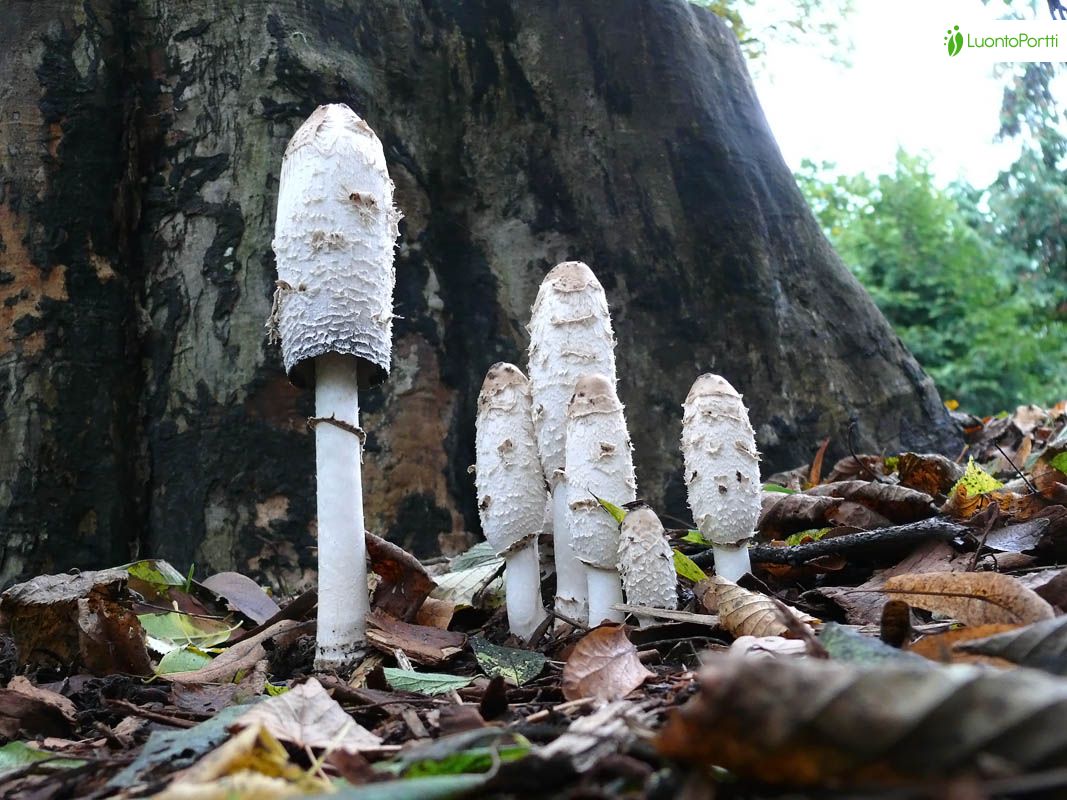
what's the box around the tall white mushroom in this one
[528,262,617,625]
[270,104,400,670]
[618,505,676,627]
[474,363,550,640]
[680,374,760,582]
[565,373,636,625]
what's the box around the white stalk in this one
[314,354,370,668]
[565,373,636,625]
[618,506,676,627]
[681,374,761,582]
[528,262,617,626]
[474,363,549,640]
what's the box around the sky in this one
[747,0,1064,187]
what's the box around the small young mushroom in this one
[270,104,400,670]
[681,374,761,582]
[618,505,677,627]
[565,373,636,625]
[528,262,617,625]
[474,363,550,640]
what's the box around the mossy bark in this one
[0,0,960,587]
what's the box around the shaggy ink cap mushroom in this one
[272,103,400,389]
[618,505,677,627]
[474,363,550,640]
[681,373,761,582]
[270,104,400,670]
[565,372,636,625]
[528,261,618,626]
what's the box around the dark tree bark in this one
[0,0,961,588]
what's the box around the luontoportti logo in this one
[945,25,964,56]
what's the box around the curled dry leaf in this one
[896,453,965,497]
[0,676,77,739]
[656,653,1067,784]
[824,454,889,483]
[365,610,466,666]
[804,481,937,523]
[955,615,1067,674]
[200,572,281,626]
[561,624,654,701]
[366,532,436,622]
[232,677,382,753]
[906,624,1019,667]
[758,493,842,539]
[883,572,1055,626]
[696,576,817,639]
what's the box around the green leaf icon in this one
[945,25,963,57]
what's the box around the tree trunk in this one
[0,0,961,588]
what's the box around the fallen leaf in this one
[818,623,931,666]
[366,533,437,622]
[896,453,965,497]
[906,624,1019,666]
[759,493,841,537]
[429,562,503,609]
[656,653,1067,784]
[0,678,76,739]
[824,454,889,483]
[162,619,307,684]
[982,518,1050,553]
[382,669,473,696]
[200,572,281,625]
[561,624,654,701]
[696,576,817,639]
[825,501,892,530]
[672,549,707,582]
[0,742,83,778]
[884,572,1055,625]
[232,678,381,753]
[540,700,656,772]
[955,615,1067,674]
[138,612,238,654]
[366,611,466,666]
[806,436,831,488]
[0,569,152,676]
[469,637,545,686]
[805,481,937,523]
[415,598,455,630]
[728,636,808,659]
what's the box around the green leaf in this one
[138,612,237,653]
[818,623,931,667]
[126,559,187,588]
[265,681,290,696]
[382,669,474,696]
[313,774,489,800]
[680,529,711,545]
[951,458,1003,497]
[403,743,529,778]
[430,562,503,609]
[0,742,84,777]
[594,495,626,524]
[1050,452,1067,476]
[762,483,797,494]
[448,542,499,571]
[155,646,213,675]
[469,637,546,686]
[785,528,832,546]
[672,549,707,582]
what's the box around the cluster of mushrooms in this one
[269,104,762,666]
[474,263,762,638]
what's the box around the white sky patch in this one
[747,0,1064,186]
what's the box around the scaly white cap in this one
[271,104,401,388]
[618,505,676,624]
[681,374,761,547]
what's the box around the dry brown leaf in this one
[365,610,466,666]
[804,481,937,523]
[232,677,382,752]
[758,493,841,537]
[896,452,965,497]
[200,572,281,626]
[825,454,888,483]
[697,576,817,639]
[884,572,1055,626]
[366,533,436,622]
[806,437,831,488]
[905,624,1019,666]
[0,676,77,739]
[955,615,1067,674]
[561,624,653,701]
[163,619,307,684]
[656,653,1067,784]
[825,501,892,530]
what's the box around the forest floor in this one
[3,403,1067,799]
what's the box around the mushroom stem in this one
[552,480,589,625]
[503,542,547,640]
[711,543,752,583]
[313,353,370,670]
[587,567,625,626]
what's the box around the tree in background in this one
[797,151,1066,413]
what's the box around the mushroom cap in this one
[271,104,401,390]
[681,373,761,546]
[565,374,636,569]
[475,363,549,555]
[618,506,676,612]
[527,262,616,483]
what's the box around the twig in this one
[611,604,719,626]
[523,696,596,723]
[104,699,199,728]
[994,442,1038,494]
[966,502,1002,572]
[544,606,589,632]
[690,518,970,567]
